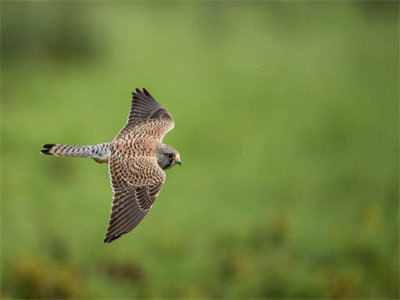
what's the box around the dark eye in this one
[168,154,174,159]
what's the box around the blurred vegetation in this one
[1,2,398,298]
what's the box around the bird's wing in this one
[114,88,174,142]
[104,154,166,243]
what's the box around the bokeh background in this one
[1,2,398,298]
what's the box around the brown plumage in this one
[41,88,181,243]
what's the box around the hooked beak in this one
[176,156,181,166]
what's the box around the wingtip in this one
[143,88,151,97]
[132,88,143,98]
[103,235,121,243]
[132,88,154,101]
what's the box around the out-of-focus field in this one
[1,2,398,298]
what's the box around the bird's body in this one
[41,88,181,243]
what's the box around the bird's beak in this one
[177,160,181,166]
[176,156,181,166]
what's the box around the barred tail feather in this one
[41,143,111,163]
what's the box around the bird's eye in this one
[168,154,174,159]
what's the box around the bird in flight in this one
[41,88,181,243]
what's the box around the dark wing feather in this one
[104,154,165,243]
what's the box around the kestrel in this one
[41,88,181,243]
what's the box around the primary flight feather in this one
[41,88,181,243]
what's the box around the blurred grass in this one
[1,2,398,298]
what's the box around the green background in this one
[1,2,398,298]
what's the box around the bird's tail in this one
[40,143,111,163]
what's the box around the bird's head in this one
[156,143,181,170]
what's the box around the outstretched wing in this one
[104,154,165,243]
[115,88,174,142]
